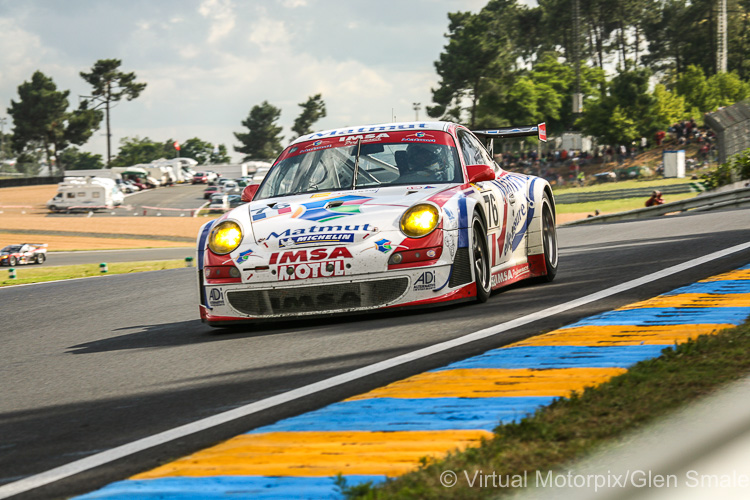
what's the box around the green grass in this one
[344,322,750,499]
[0,259,190,286]
[556,192,697,214]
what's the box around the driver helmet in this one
[406,144,446,180]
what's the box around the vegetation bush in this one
[701,147,750,189]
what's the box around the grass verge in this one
[343,322,750,499]
[0,260,188,286]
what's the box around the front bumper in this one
[200,262,474,323]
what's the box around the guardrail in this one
[563,185,750,225]
[553,182,704,204]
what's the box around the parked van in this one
[46,177,125,212]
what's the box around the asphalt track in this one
[1,208,749,499]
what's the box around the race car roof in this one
[289,121,454,145]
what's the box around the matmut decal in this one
[269,247,353,265]
[277,260,347,281]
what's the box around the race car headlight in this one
[208,220,243,255]
[400,203,440,238]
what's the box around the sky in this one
[0,0,511,163]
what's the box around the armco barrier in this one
[0,176,62,188]
[564,185,750,225]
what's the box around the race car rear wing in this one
[472,122,547,156]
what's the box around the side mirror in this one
[241,184,260,202]
[466,164,496,183]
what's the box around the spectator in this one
[655,130,666,146]
[645,190,664,207]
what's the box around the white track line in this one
[2,241,749,499]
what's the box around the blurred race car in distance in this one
[0,243,48,266]
[197,120,557,326]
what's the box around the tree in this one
[80,59,147,167]
[673,65,750,113]
[179,137,231,165]
[577,67,655,144]
[651,84,687,131]
[428,1,520,127]
[234,101,284,161]
[58,147,104,170]
[110,136,173,167]
[7,71,102,174]
[292,94,327,138]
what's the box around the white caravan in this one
[46,177,125,212]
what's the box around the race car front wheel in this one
[472,213,491,303]
[8,256,17,267]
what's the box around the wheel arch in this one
[527,179,555,259]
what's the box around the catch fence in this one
[704,100,750,164]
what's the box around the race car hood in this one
[246,185,447,251]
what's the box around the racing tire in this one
[36,254,46,265]
[8,256,17,267]
[538,193,558,282]
[472,213,491,303]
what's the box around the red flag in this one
[173,141,180,151]
[537,123,547,142]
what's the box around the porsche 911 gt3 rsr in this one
[196,121,557,326]
[0,243,47,266]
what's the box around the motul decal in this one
[277,260,346,281]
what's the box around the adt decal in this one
[414,271,436,291]
[208,288,225,306]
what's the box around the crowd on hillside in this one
[492,121,718,186]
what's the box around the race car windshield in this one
[256,130,462,200]
[2,245,22,253]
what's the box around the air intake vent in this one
[448,247,472,287]
[227,277,410,316]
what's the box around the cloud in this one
[198,0,236,44]
[0,19,50,89]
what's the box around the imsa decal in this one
[269,247,353,265]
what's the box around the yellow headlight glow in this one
[208,220,243,255]
[400,204,440,238]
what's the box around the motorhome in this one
[112,166,160,188]
[46,177,125,212]
[147,158,198,183]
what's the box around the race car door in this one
[455,129,514,270]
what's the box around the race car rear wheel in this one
[8,256,17,267]
[472,213,491,303]
[36,254,46,265]
[539,192,558,282]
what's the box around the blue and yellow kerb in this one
[76,264,750,499]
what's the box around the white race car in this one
[197,121,557,326]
